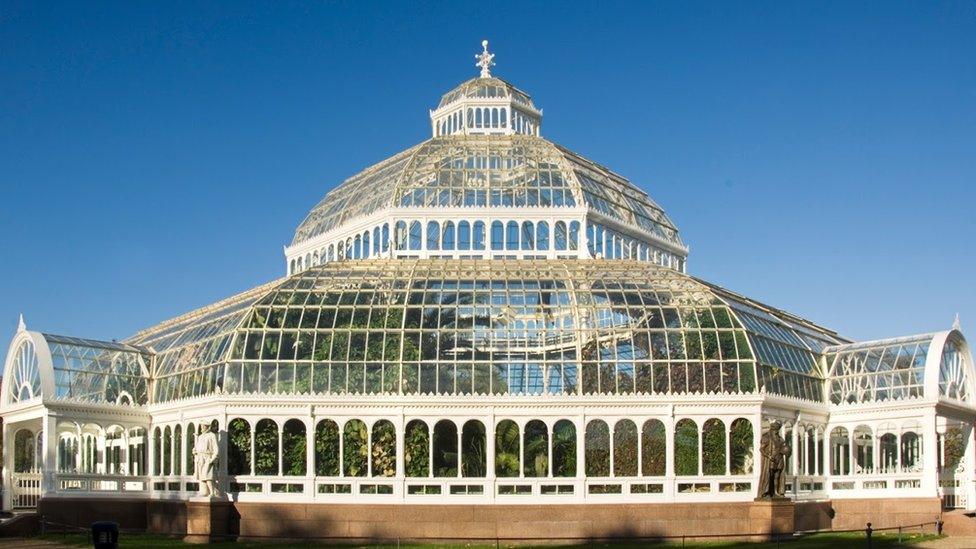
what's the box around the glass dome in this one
[437,77,535,110]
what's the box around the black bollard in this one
[91,521,119,549]
[865,522,873,549]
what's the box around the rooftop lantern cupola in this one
[430,40,542,137]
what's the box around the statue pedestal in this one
[749,498,795,538]
[184,497,233,544]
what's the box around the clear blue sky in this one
[0,1,973,343]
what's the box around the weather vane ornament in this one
[476,39,495,78]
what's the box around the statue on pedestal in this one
[193,422,219,498]
[757,420,791,499]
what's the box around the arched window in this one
[461,420,486,477]
[500,108,507,127]
[491,108,499,127]
[554,221,568,251]
[433,420,458,477]
[830,427,850,475]
[343,420,368,477]
[641,419,666,476]
[345,238,352,259]
[426,221,440,250]
[458,221,471,250]
[289,259,295,275]
[466,108,473,127]
[523,420,548,477]
[128,427,146,476]
[552,420,577,477]
[521,221,535,250]
[282,419,306,476]
[495,420,520,477]
[382,224,390,252]
[314,419,340,476]
[585,420,610,477]
[163,426,172,475]
[404,420,429,477]
[371,420,396,477]
[702,419,726,475]
[880,432,897,473]
[729,418,754,475]
[13,429,37,473]
[569,221,580,250]
[901,431,921,471]
[327,244,335,262]
[173,425,182,475]
[853,425,873,474]
[59,432,79,473]
[442,221,456,250]
[614,420,638,477]
[152,427,161,475]
[491,221,504,251]
[505,221,519,250]
[473,221,486,250]
[363,231,371,258]
[185,423,196,476]
[536,221,550,250]
[475,108,482,128]
[353,235,361,259]
[408,221,422,250]
[254,419,279,475]
[674,419,699,476]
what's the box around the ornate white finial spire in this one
[17,313,26,332]
[953,313,962,331]
[475,39,495,78]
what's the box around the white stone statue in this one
[193,422,219,497]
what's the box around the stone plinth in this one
[748,498,795,538]
[184,498,234,544]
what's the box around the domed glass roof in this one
[437,77,536,110]
[125,259,841,404]
[291,135,684,249]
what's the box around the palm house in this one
[2,42,974,539]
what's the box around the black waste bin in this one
[91,521,119,549]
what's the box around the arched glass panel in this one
[536,221,550,250]
[152,428,161,475]
[943,425,965,473]
[372,227,380,256]
[404,420,430,477]
[505,221,519,250]
[173,425,182,475]
[458,221,471,250]
[442,221,456,250]
[427,221,440,250]
[254,419,279,475]
[128,427,146,476]
[613,420,638,477]
[880,433,897,473]
[343,419,368,477]
[354,234,362,259]
[521,221,535,250]
[901,431,921,471]
[641,419,666,476]
[491,221,504,251]
[371,420,396,477]
[674,419,698,476]
[523,420,548,477]
[729,418,754,475]
[495,420,520,477]
[473,221,486,250]
[830,427,850,475]
[554,221,567,251]
[163,426,172,475]
[185,423,196,476]
[282,419,306,476]
[408,221,422,251]
[552,420,577,477]
[569,221,580,250]
[500,108,507,127]
[13,430,36,473]
[363,232,370,258]
[702,419,726,475]
[433,420,458,477]
[584,420,610,477]
[8,339,41,402]
[314,419,340,476]
[853,425,873,474]
[382,224,390,252]
[461,420,487,477]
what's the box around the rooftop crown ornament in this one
[475,39,495,78]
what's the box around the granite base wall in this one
[33,496,943,542]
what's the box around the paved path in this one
[0,540,76,549]
[915,537,976,548]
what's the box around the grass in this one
[38,531,942,548]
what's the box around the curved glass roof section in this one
[824,334,932,405]
[42,334,151,405]
[940,336,970,403]
[7,338,40,403]
[437,77,535,110]
[292,135,684,250]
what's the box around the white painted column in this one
[42,413,57,494]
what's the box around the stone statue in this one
[757,420,791,499]
[193,422,219,497]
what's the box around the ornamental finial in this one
[475,39,495,78]
[17,313,25,332]
[953,313,962,331]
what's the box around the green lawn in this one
[39,531,941,548]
